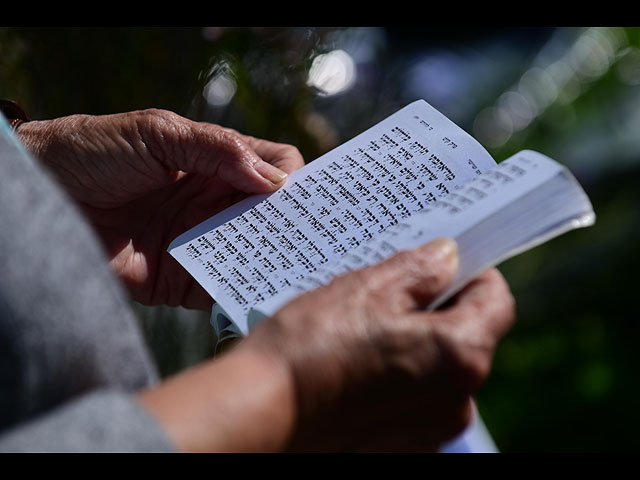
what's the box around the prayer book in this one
[168,100,595,342]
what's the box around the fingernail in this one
[425,237,458,266]
[254,161,288,186]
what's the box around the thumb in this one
[151,115,290,193]
[365,238,459,309]
[198,128,289,193]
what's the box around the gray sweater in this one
[0,120,174,452]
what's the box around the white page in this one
[168,100,496,334]
[251,151,595,325]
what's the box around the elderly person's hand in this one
[138,238,515,452]
[17,110,304,309]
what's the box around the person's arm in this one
[138,239,515,452]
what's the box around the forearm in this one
[136,345,297,453]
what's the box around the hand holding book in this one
[13,109,305,311]
[233,238,515,451]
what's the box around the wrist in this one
[137,344,297,452]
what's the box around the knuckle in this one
[467,270,516,326]
[325,270,366,302]
[391,250,415,267]
[431,325,491,391]
[486,271,517,327]
[383,251,420,279]
[283,144,303,160]
[220,126,242,137]
[365,286,393,311]
[137,108,182,127]
[217,126,240,143]
[132,108,189,142]
[394,249,447,284]
[217,128,252,158]
[348,266,379,290]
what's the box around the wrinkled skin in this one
[239,239,515,452]
[18,109,304,310]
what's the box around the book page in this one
[168,100,496,334]
[251,151,595,325]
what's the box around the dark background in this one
[2,27,638,452]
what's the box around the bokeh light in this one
[203,61,236,107]
[307,49,357,96]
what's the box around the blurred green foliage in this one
[2,26,639,452]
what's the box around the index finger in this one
[223,129,306,175]
[432,268,516,342]
[415,269,515,392]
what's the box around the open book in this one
[168,100,595,342]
